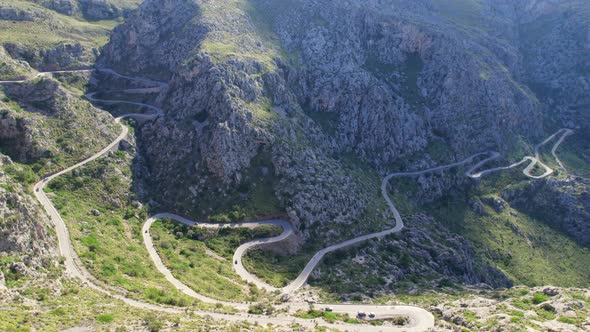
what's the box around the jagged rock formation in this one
[0,47,33,80]
[32,0,79,16]
[0,3,47,21]
[0,0,142,73]
[518,0,590,125]
[433,286,590,331]
[4,42,93,72]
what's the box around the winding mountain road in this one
[466,129,574,179]
[3,68,573,331]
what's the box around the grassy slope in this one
[0,280,204,332]
[0,0,141,79]
[421,153,590,288]
[44,138,207,308]
[150,220,280,302]
[0,281,269,331]
[0,47,33,79]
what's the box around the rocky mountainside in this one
[0,154,57,290]
[96,0,588,291]
[504,176,590,246]
[0,0,589,331]
[100,0,541,217]
[0,76,118,172]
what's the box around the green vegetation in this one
[246,150,386,288]
[305,109,339,136]
[432,0,487,34]
[0,82,119,176]
[193,0,300,123]
[337,152,390,232]
[242,152,389,289]
[426,138,453,164]
[362,51,425,110]
[96,314,114,324]
[554,128,590,178]
[0,279,237,331]
[198,0,287,71]
[362,52,397,76]
[247,301,276,315]
[402,52,425,108]
[0,47,33,80]
[3,163,39,185]
[294,308,354,324]
[426,188,590,287]
[45,146,202,308]
[532,292,549,304]
[150,219,280,302]
[243,249,311,288]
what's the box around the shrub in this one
[248,302,275,315]
[532,292,549,304]
[144,314,163,332]
[80,236,100,252]
[96,314,114,324]
[0,184,15,193]
[557,316,577,325]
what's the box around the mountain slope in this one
[96,0,575,292]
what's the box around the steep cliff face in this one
[99,0,203,77]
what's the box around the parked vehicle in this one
[325,307,333,312]
[368,312,376,318]
[357,311,366,318]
